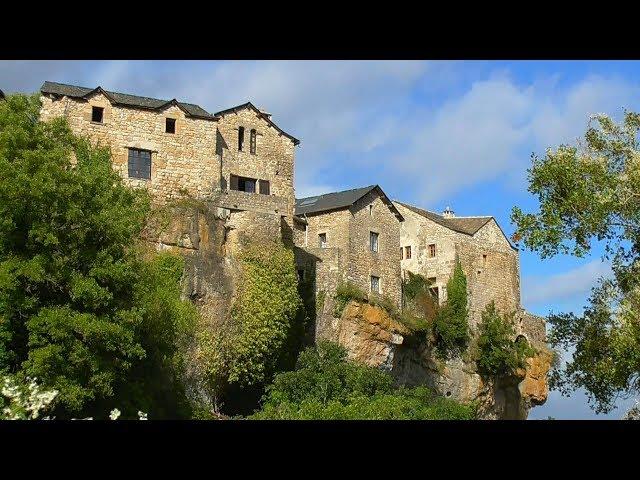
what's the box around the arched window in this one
[250,129,257,154]
[238,126,245,151]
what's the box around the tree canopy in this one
[512,111,640,413]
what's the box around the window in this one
[370,276,380,294]
[400,247,404,260]
[370,232,379,252]
[369,204,373,216]
[238,126,245,151]
[128,148,151,180]
[259,179,270,195]
[405,246,411,259]
[230,174,256,193]
[166,118,176,134]
[297,269,305,282]
[250,129,257,154]
[482,254,487,268]
[318,233,327,249]
[428,244,437,258]
[427,277,438,301]
[91,106,104,123]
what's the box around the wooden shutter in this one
[230,174,239,191]
[259,179,270,195]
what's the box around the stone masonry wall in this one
[396,203,521,327]
[40,93,218,201]
[348,191,402,308]
[216,107,296,215]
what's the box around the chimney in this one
[258,108,272,120]
[442,206,455,218]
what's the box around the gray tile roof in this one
[0,89,5,100]
[394,201,493,236]
[40,81,217,120]
[295,185,403,220]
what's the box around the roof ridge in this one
[296,185,377,202]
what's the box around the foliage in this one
[475,301,534,377]
[333,281,368,317]
[0,94,197,418]
[511,111,640,413]
[250,341,476,420]
[400,272,438,334]
[196,241,304,395]
[622,400,640,420]
[433,260,469,357]
[1,375,57,419]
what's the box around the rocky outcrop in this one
[328,300,551,420]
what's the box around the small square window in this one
[166,118,176,134]
[370,276,380,294]
[428,244,437,258]
[319,233,327,249]
[370,232,379,252]
[91,106,104,123]
[405,246,412,259]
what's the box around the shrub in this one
[333,281,368,317]
[476,301,535,377]
[250,341,475,420]
[433,260,469,357]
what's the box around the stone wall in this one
[396,203,521,327]
[216,107,296,215]
[40,93,218,201]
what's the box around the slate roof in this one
[40,81,217,120]
[394,201,493,236]
[215,101,300,145]
[0,89,5,100]
[295,185,403,220]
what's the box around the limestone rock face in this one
[330,300,551,420]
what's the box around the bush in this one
[250,341,475,420]
[433,260,469,357]
[333,281,368,317]
[476,301,535,377]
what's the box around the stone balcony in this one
[209,189,290,216]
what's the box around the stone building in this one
[394,201,540,337]
[292,185,404,311]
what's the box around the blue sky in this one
[2,60,638,419]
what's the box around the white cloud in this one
[522,259,613,307]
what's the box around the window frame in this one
[370,275,380,294]
[91,106,104,123]
[127,148,152,180]
[259,179,270,195]
[250,128,257,154]
[165,117,176,134]
[369,231,379,252]
[318,232,327,249]
[238,126,245,151]
[405,245,412,259]
[428,243,437,258]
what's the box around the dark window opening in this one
[128,148,151,180]
[427,277,438,302]
[405,246,411,259]
[400,247,404,259]
[371,276,380,294]
[230,174,256,193]
[482,254,487,268]
[370,231,379,252]
[428,244,437,258]
[259,179,270,195]
[238,126,245,151]
[297,269,305,282]
[319,233,327,248]
[166,118,176,134]
[92,106,104,123]
[250,129,257,154]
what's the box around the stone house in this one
[394,201,538,333]
[39,80,300,247]
[292,185,404,311]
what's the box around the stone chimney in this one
[258,108,272,120]
[442,206,455,218]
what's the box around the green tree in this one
[433,259,469,357]
[476,301,533,377]
[511,110,640,413]
[250,341,475,420]
[0,94,196,418]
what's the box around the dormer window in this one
[238,126,245,151]
[91,106,104,123]
[250,129,257,154]
[166,118,176,134]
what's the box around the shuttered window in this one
[128,148,151,180]
[259,179,270,195]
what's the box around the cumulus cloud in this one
[521,260,613,307]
